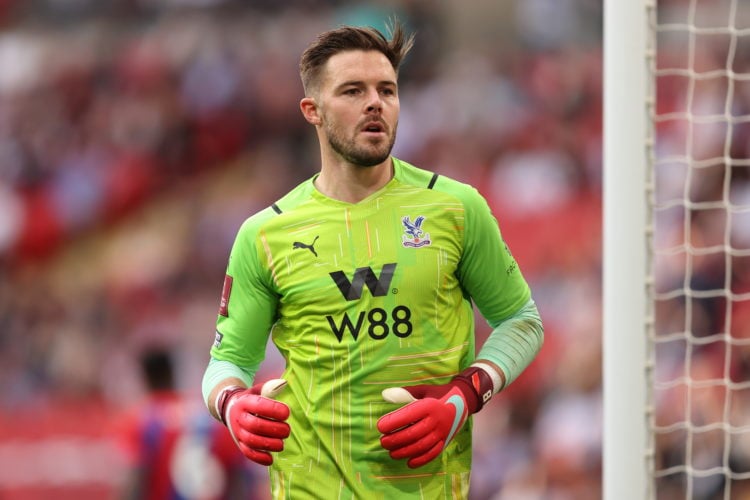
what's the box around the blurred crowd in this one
[0,0,691,498]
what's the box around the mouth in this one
[361,121,386,135]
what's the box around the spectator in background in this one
[117,347,257,500]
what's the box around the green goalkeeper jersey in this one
[211,157,531,499]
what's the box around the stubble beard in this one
[325,121,397,168]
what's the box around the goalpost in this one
[603,0,651,498]
[605,0,750,498]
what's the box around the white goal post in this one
[603,0,652,498]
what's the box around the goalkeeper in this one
[201,19,544,499]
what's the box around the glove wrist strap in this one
[215,385,245,425]
[470,361,504,394]
[454,366,495,413]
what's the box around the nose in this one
[365,89,383,113]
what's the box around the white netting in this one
[650,0,750,498]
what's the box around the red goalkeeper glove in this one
[217,378,290,466]
[376,366,494,468]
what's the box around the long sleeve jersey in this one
[210,157,532,499]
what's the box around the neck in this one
[315,157,394,203]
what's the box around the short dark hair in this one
[299,19,415,96]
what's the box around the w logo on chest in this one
[329,263,397,301]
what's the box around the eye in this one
[381,87,396,96]
[343,88,361,96]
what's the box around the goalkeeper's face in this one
[310,49,399,168]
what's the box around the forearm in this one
[476,298,544,392]
[202,357,258,421]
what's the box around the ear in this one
[300,97,321,125]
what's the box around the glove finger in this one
[377,399,434,433]
[387,430,443,460]
[379,416,435,450]
[237,442,274,466]
[240,394,291,421]
[248,378,287,398]
[235,427,286,452]
[406,441,444,469]
[260,378,287,398]
[381,387,417,404]
[240,413,291,439]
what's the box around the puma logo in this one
[293,236,319,257]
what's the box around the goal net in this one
[650,0,750,498]
[605,0,750,499]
